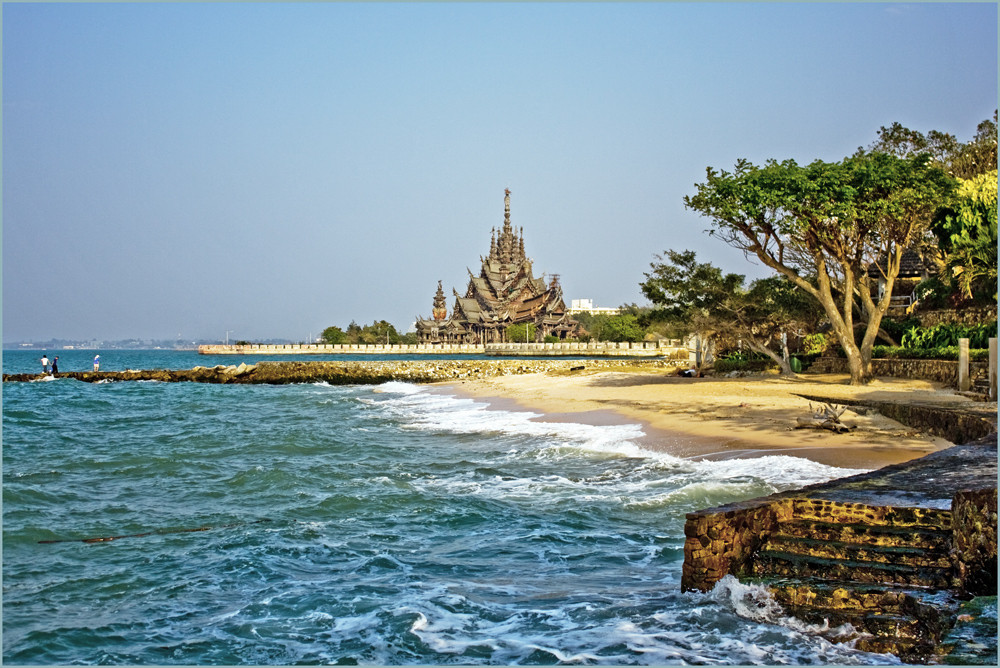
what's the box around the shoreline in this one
[437,368,980,470]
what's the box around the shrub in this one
[901,321,997,349]
[802,333,829,355]
[714,358,777,373]
[879,317,922,345]
[913,276,951,310]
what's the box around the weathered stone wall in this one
[952,487,998,597]
[682,499,788,592]
[917,307,998,328]
[808,357,989,385]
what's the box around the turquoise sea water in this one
[3,350,899,665]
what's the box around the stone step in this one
[766,579,958,661]
[752,550,957,588]
[760,535,952,569]
[786,498,953,531]
[767,577,956,615]
[774,519,952,551]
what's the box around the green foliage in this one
[901,322,997,349]
[878,317,922,345]
[802,333,829,355]
[640,249,820,371]
[571,312,611,338]
[543,335,561,344]
[871,345,991,362]
[640,249,744,324]
[321,326,347,344]
[714,356,777,373]
[862,112,997,180]
[505,323,536,343]
[684,147,959,384]
[321,320,403,345]
[931,169,998,302]
[599,314,646,342]
[359,320,401,344]
[912,276,951,310]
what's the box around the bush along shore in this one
[2,359,679,385]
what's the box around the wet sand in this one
[439,368,975,470]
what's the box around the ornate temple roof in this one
[416,189,581,342]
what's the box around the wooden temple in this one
[415,190,582,344]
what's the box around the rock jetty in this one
[2,359,678,385]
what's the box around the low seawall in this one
[3,359,680,385]
[198,342,689,358]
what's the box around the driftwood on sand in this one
[795,402,856,433]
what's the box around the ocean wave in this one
[366,383,651,460]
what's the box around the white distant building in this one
[568,299,620,316]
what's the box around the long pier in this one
[198,341,689,358]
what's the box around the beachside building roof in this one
[415,190,582,344]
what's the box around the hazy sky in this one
[3,2,996,343]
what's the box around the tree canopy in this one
[684,151,956,384]
[321,320,410,345]
[640,250,821,373]
[862,111,997,180]
[641,249,744,325]
[931,169,998,302]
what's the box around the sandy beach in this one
[442,367,980,470]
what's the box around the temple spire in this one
[503,188,511,229]
[432,280,447,321]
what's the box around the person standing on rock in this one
[40,354,50,374]
[51,356,59,376]
[93,355,100,372]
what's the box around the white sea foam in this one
[710,575,863,639]
[367,382,864,494]
[369,382,649,457]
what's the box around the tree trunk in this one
[747,340,796,377]
[843,341,871,385]
[826,318,871,385]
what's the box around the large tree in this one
[641,250,820,375]
[684,152,956,384]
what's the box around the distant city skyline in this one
[3,2,996,342]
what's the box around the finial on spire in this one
[503,188,512,233]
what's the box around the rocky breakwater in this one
[682,435,998,662]
[3,359,677,385]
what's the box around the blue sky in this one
[3,2,996,343]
